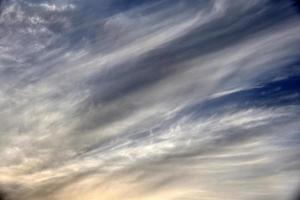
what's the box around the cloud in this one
[0,0,300,200]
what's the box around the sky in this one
[0,0,300,200]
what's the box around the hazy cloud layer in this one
[0,0,300,200]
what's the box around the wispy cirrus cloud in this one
[0,0,300,200]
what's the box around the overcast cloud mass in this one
[0,0,300,199]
